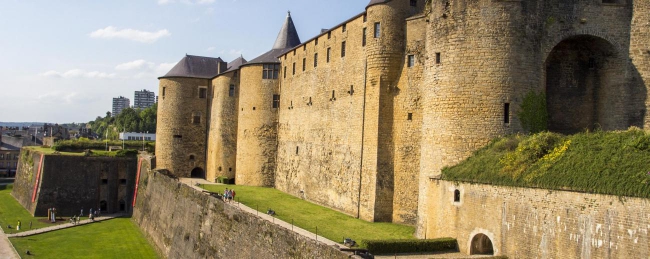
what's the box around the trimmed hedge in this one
[361,238,457,254]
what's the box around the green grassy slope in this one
[201,184,415,246]
[442,128,650,198]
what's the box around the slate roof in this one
[367,0,390,8]
[272,12,301,50]
[244,12,302,66]
[222,56,248,74]
[160,55,225,79]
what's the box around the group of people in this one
[80,207,101,221]
[223,188,236,202]
[47,207,58,223]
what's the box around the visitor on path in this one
[231,189,236,202]
[29,221,32,229]
[17,220,21,231]
[224,188,229,202]
[80,208,84,217]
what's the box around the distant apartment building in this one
[134,89,156,109]
[112,96,130,115]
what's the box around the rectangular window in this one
[193,115,201,124]
[436,53,441,64]
[302,58,306,71]
[234,71,238,78]
[328,31,331,39]
[303,45,306,51]
[315,38,318,45]
[363,14,367,22]
[341,41,346,57]
[362,28,367,47]
[374,22,381,38]
[407,55,415,67]
[284,66,287,78]
[292,63,296,75]
[101,179,108,185]
[327,48,331,63]
[504,103,510,124]
[199,88,207,98]
[314,53,318,67]
[162,87,166,97]
[272,94,280,108]
[263,64,280,79]
[0,154,3,159]
[342,24,347,32]
[410,0,417,6]
[229,85,235,97]
[408,113,413,121]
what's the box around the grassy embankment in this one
[1,184,158,258]
[200,184,415,247]
[442,128,650,198]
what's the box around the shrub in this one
[116,149,139,157]
[518,91,548,133]
[361,238,457,254]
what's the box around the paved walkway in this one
[7,213,124,238]
[0,225,19,259]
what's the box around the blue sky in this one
[0,0,368,123]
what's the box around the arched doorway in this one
[545,35,624,134]
[470,233,494,255]
[191,167,205,179]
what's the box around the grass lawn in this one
[10,217,159,259]
[200,184,415,246]
[0,184,68,234]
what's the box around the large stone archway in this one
[470,233,494,255]
[191,167,205,179]
[545,35,626,134]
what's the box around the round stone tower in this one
[235,12,301,186]
[157,55,227,178]
[357,0,413,222]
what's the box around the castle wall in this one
[206,71,239,182]
[417,0,641,236]
[132,170,350,259]
[157,78,210,178]
[276,14,368,219]
[236,65,279,186]
[12,149,137,216]
[426,180,650,258]
[389,14,426,225]
[630,0,650,129]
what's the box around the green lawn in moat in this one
[0,184,67,234]
[200,184,415,246]
[1,184,158,258]
[10,218,159,259]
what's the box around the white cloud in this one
[158,0,215,5]
[89,26,171,43]
[115,59,154,70]
[40,69,116,79]
[207,46,216,52]
[155,62,176,75]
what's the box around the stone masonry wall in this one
[276,14,369,220]
[426,180,650,258]
[418,0,641,236]
[132,170,350,259]
[207,71,239,182]
[630,0,650,129]
[236,65,279,186]
[12,149,137,216]
[157,78,211,178]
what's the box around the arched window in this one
[454,189,461,202]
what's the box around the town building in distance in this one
[112,96,130,115]
[134,89,156,109]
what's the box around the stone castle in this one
[155,0,650,254]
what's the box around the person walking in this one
[17,220,21,231]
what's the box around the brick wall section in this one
[426,180,650,258]
[236,65,279,186]
[276,15,368,219]
[157,78,211,177]
[206,71,239,182]
[12,149,137,216]
[132,170,350,259]
[417,0,644,236]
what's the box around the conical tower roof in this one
[272,11,301,50]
